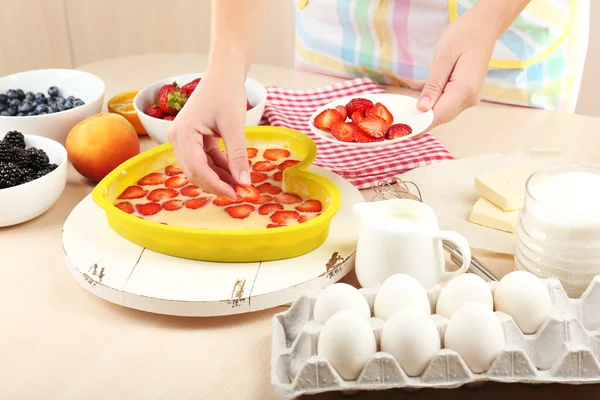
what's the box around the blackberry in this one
[26,147,49,171]
[0,162,26,189]
[3,130,26,149]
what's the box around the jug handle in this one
[434,230,472,280]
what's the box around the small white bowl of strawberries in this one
[134,73,267,144]
[309,93,434,148]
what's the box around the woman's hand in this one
[167,72,250,199]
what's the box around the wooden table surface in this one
[1,54,599,400]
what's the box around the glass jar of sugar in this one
[515,165,600,297]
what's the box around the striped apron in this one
[294,0,589,112]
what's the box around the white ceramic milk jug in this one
[353,199,471,288]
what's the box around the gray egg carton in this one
[271,275,600,399]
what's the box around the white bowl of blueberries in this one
[0,130,68,227]
[0,69,105,144]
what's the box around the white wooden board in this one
[62,167,364,316]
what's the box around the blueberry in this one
[24,93,35,103]
[16,89,25,100]
[18,101,32,113]
[73,99,85,107]
[7,90,19,100]
[55,96,65,105]
[48,106,58,114]
[64,100,73,109]
[47,86,60,97]
[35,104,48,113]
[9,99,20,108]
[37,96,47,104]
[35,92,46,100]
[17,112,25,116]
[0,111,9,116]
[30,101,38,108]
[0,94,7,104]
[38,112,47,115]
[27,112,36,116]
[57,104,66,112]
[67,95,75,101]
[6,107,17,116]
[0,103,5,112]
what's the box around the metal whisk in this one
[369,176,498,282]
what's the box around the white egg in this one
[374,274,431,320]
[444,303,505,373]
[380,306,441,377]
[435,273,493,319]
[317,310,377,381]
[494,271,551,334]
[313,283,371,325]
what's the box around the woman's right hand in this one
[167,70,250,200]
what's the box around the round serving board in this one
[62,167,364,317]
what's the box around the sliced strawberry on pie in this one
[314,109,343,132]
[330,121,356,143]
[295,199,323,212]
[270,210,300,225]
[274,192,302,204]
[257,194,272,204]
[138,172,166,186]
[367,102,394,126]
[299,213,322,223]
[267,224,284,228]
[272,171,283,182]
[335,105,348,120]
[165,176,188,188]
[278,160,300,171]
[165,165,183,176]
[252,161,277,172]
[115,201,134,214]
[247,147,258,158]
[263,148,290,161]
[346,98,374,115]
[355,127,384,143]
[235,185,260,203]
[213,196,240,206]
[180,185,202,197]
[258,203,284,215]
[257,182,282,195]
[358,116,388,138]
[350,111,365,124]
[225,204,255,219]
[184,198,209,209]
[162,199,184,211]
[118,185,148,199]
[147,188,178,202]
[136,202,162,216]
[251,172,269,184]
[386,123,413,139]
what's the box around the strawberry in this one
[257,194,272,204]
[263,149,290,161]
[247,147,258,158]
[213,196,241,206]
[185,198,209,209]
[162,199,183,211]
[115,201,134,214]
[145,105,164,119]
[355,127,384,143]
[138,172,166,186]
[273,171,283,182]
[118,185,148,199]
[252,161,276,172]
[163,116,175,121]
[251,172,269,184]
[278,160,300,171]
[180,185,201,197]
[358,116,388,138]
[136,202,162,216]
[158,84,188,116]
[330,121,356,142]
[367,102,394,126]
[267,224,284,228]
[165,165,183,176]
[235,185,260,203]
[386,123,413,139]
[246,100,253,110]
[165,176,188,188]
[157,82,178,101]
[271,210,300,225]
[350,111,365,124]
[147,188,178,202]
[346,98,374,115]
[335,105,348,120]
[296,199,323,212]
[299,213,321,223]
[248,160,253,167]
[314,109,343,132]
[225,204,255,219]
[257,182,282,195]
[259,203,284,215]
[274,192,302,204]
[181,78,201,96]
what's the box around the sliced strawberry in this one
[163,116,175,121]
[115,201,134,214]
[271,210,300,225]
[274,192,302,204]
[246,100,253,110]
[335,105,348,120]
[296,199,323,212]
[346,98,374,115]
[145,105,164,119]
[273,171,283,182]
[235,185,260,203]
[147,188,178,202]
[358,116,388,138]
[185,198,209,209]
[257,182,282,195]
[314,109,343,132]
[299,213,322,223]
[355,127,384,143]
[257,194,273,204]
[263,148,291,161]
[118,185,147,199]
[386,123,413,139]
[252,161,276,172]
[163,199,184,211]
[180,185,201,197]
[181,78,201,96]
[251,171,269,184]
[278,160,300,171]
[259,203,284,215]
[138,172,166,186]
[331,121,356,143]
[367,102,394,126]
[225,204,255,219]
[350,111,365,124]
[165,165,183,176]
[213,196,241,206]
[267,224,284,228]
[247,147,258,158]
[248,160,253,167]
[136,202,162,216]
[165,176,188,188]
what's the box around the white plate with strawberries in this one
[308,94,434,148]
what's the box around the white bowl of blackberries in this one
[0,69,105,144]
[0,130,68,227]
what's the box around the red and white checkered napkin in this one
[262,77,454,189]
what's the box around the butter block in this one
[468,197,520,234]
[474,164,540,211]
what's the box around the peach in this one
[66,113,140,182]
